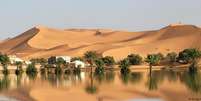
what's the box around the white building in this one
[72,60,85,68]
[56,56,71,63]
[9,55,24,64]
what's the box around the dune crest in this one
[0,24,200,60]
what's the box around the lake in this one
[0,69,200,101]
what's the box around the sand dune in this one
[0,24,200,60]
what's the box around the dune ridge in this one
[0,24,200,60]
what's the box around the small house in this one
[72,60,85,68]
[9,55,24,64]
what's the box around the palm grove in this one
[0,48,200,77]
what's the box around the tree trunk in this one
[149,64,152,76]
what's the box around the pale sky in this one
[0,0,201,39]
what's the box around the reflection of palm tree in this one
[120,73,130,85]
[0,75,10,91]
[146,70,163,91]
[94,72,105,84]
[146,70,157,90]
[166,70,178,82]
[105,71,115,83]
[85,73,98,94]
[16,74,22,87]
[129,72,142,84]
[180,71,201,94]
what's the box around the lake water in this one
[0,69,200,101]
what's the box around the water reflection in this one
[0,75,10,91]
[85,73,98,94]
[180,70,201,94]
[0,69,200,97]
[119,72,143,85]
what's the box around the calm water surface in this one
[0,69,200,101]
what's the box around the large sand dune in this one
[0,24,200,60]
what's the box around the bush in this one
[30,58,47,64]
[156,53,165,60]
[127,54,143,65]
[177,48,201,64]
[101,56,115,66]
[166,52,177,63]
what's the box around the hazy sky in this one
[0,0,201,39]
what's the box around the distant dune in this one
[0,24,200,61]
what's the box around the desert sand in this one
[0,24,200,61]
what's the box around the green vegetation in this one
[101,56,115,66]
[166,52,177,63]
[84,51,99,73]
[84,51,98,65]
[145,54,161,71]
[94,59,105,74]
[119,59,130,74]
[0,54,10,75]
[127,54,143,65]
[177,48,201,64]
[71,57,83,62]
[30,58,47,64]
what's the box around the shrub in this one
[156,53,165,60]
[166,52,177,63]
[177,48,201,64]
[127,54,143,65]
[101,56,115,66]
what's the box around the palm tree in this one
[0,54,10,75]
[145,54,161,73]
[94,59,105,74]
[119,59,130,74]
[55,57,66,75]
[84,51,98,73]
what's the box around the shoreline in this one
[0,63,193,74]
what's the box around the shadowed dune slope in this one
[0,24,200,60]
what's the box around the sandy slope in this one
[0,24,200,60]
